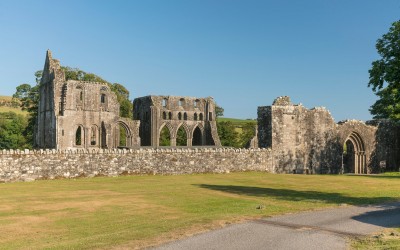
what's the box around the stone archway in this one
[115,121,133,148]
[159,123,172,146]
[192,126,203,146]
[342,132,366,174]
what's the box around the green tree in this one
[176,126,187,146]
[217,121,239,147]
[159,126,171,146]
[368,20,400,120]
[238,122,256,148]
[0,112,29,149]
[111,83,133,118]
[13,83,39,146]
[215,104,224,117]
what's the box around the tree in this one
[13,83,39,146]
[368,20,400,121]
[0,112,29,149]
[111,83,133,118]
[215,104,224,117]
[217,121,239,147]
[238,122,257,148]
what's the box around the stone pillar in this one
[171,137,176,147]
[187,138,193,147]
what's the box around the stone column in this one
[171,137,176,147]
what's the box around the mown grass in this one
[352,228,400,250]
[0,172,399,249]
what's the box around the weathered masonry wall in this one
[257,96,400,174]
[0,148,273,182]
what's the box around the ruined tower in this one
[36,50,140,149]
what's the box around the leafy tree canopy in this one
[0,112,30,149]
[215,104,224,117]
[368,20,400,121]
[217,121,239,147]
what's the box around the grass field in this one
[0,96,27,116]
[0,106,27,116]
[218,117,257,125]
[352,228,400,249]
[0,172,399,249]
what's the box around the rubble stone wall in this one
[0,148,273,183]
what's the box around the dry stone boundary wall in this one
[0,148,273,183]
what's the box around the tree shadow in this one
[352,202,400,228]
[195,184,394,205]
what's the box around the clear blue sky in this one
[0,0,399,121]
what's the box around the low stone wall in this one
[0,148,273,182]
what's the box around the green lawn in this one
[352,228,400,249]
[0,172,399,249]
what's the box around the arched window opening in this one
[194,99,200,107]
[75,126,83,146]
[168,112,172,120]
[159,126,171,146]
[178,98,184,107]
[184,112,188,120]
[101,94,106,104]
[176,126,187,146]
[163,112,167,120]
[178,112,182,120]
[119,124,128,147]
[79,91,83,101]
[162,98,167,107]
[193,127,202,146]
[199,113,204,121]
[194,113,198,121]
[90,126,97,146]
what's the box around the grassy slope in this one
[0,96,27,116]
[0,172,399,249]
[218,117,257,125]
[217,117,257,133]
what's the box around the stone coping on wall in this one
[0,147,271,155]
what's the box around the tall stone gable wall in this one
[0,148,272,183]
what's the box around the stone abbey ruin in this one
[0,50,399,182]
[36,50,219,150]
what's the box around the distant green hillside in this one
[217,117,256,125]
[217,117,257,134]
[0,96,27,116]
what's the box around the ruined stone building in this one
[34,50,399,175]
[257,96,400,174]
[36,50,140,149]
[133,96,221,147]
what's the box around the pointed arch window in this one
[75,126,83,146]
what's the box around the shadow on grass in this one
[195,184,394,206]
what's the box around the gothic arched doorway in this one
[342,132,366,174]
